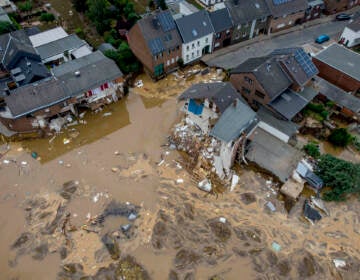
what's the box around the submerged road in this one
[202,17,352,70]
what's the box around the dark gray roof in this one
[24,27,41,37]
[231,56,292,100]
[35,34,86,60]
[137,10,182,55]
[272,48,318,85]
[175,10,214,43]
[178,82,242,113]
[5,78,70,118]
[347,18,360,32]
[315,77,360,113]
[246,127,302,182]
[0,30,40,70]
[225,0,270,24]
[98,43,116,53]
[210,99,257,142]
[52,51,123,97]
[269,88,314,120]
[314,44,360,82]
[257,106,299,137]
[265,0,307,18]
[15,57,50,86]
[209,8,232,33]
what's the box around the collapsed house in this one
[0,51,124,134]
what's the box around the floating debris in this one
[272,242,281,252]
[304,200,322,224]
[198,179,212,192]
[265,201,276,212]
[333,259,346,269]
[310,196,329,216]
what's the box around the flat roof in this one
[314,43,360,82]
[29,27,68,48]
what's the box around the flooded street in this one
[1,72,360,279]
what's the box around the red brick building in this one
[312,43,360,93]
[323,0,359,14]
[127,10,182,80]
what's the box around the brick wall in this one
[313,58,360,92]
[269,11,305,33]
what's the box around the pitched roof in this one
[257,106,299,137]
[246,127,302,182]
[271,47,319,86]
[0,30,40,70]
[314,43,360,82]
[178,82,242,113]
[175,10,214,43]
[231,56,292,100]
[137,10,182,55]
[265,0,307,18]
[4,78,69,118]
[225,0,270,24]
[52,51,123,97]
[209,8,232,33]
[35,34,87,60]
[315,77,360,113]
[269,88,315,120]
[29,27,68,47]
[98,43,116,53]
[210,98,257,143]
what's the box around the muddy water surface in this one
[1,85,360,280]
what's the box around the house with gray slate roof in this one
[339,18,360,48]
[175,10,214,64]
[178,82,243,133]
[265,0,308,33]
[209,7,233,51]
[128,10,182,79]
[230,47,318,121]
[225,0,270,44]
[0,30,50,96]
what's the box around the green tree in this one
[158,0,167,10]
[86,0,111,34]
[315,154,360,201]
[328,128,352,147]
[72,0,88,12]
[40,13,55,22]
[0,21,14,35]
[18,1,33,12]
[303,141,320,158]
[104,42,140,74]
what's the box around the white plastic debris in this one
[103,112,112,117]
[93,193,100,203]
[63,138,70,145]
[198,179,212,192]
[265,201,276,212]
[333,259,346,268]
[58,160,64,165]
[219,217,226,223]
[3,159,10,164]
[135,80,143,88]
[21,161,28,166]
[176,178,184,184]
[230,174,239,191]
[158,159,165,166]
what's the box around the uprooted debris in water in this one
[303,200,322,224]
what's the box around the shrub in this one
[40,13,55,22]
[328,128,352,147]
[303,141,320,158]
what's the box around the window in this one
[186,54,189,60]
[176,45,180,50]
[244,76,253,85]
[225,29,230,35]
[255,90,265,99]
[167,60,170,66]
[171,58,175,64]
[215,33,221,39]
[197,50,199,56]
[205,37,208,43]
[242,32,247,37]
[191,52,194,57]
[186,46,189,51]
[168,50,171,55]
[242,87,251,94]
[197,41,200,46]
[237,24,241,30]
[192,43,195,49]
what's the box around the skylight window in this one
[192,29,198,37]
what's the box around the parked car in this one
[336,13,351,21]
[315,34,330,44]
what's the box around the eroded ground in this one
[1,73,360,279]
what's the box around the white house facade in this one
[182,34,213,64]
[339,20,360,48]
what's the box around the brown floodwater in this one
[1,79,360,280]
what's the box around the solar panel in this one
[157,11,175,32]
[272,0,293,5]
[148,38,164,55]
[294,49,318,78]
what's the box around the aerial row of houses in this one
[177,42,360,191]
[128,0,359,79]
[0,27,124,136]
